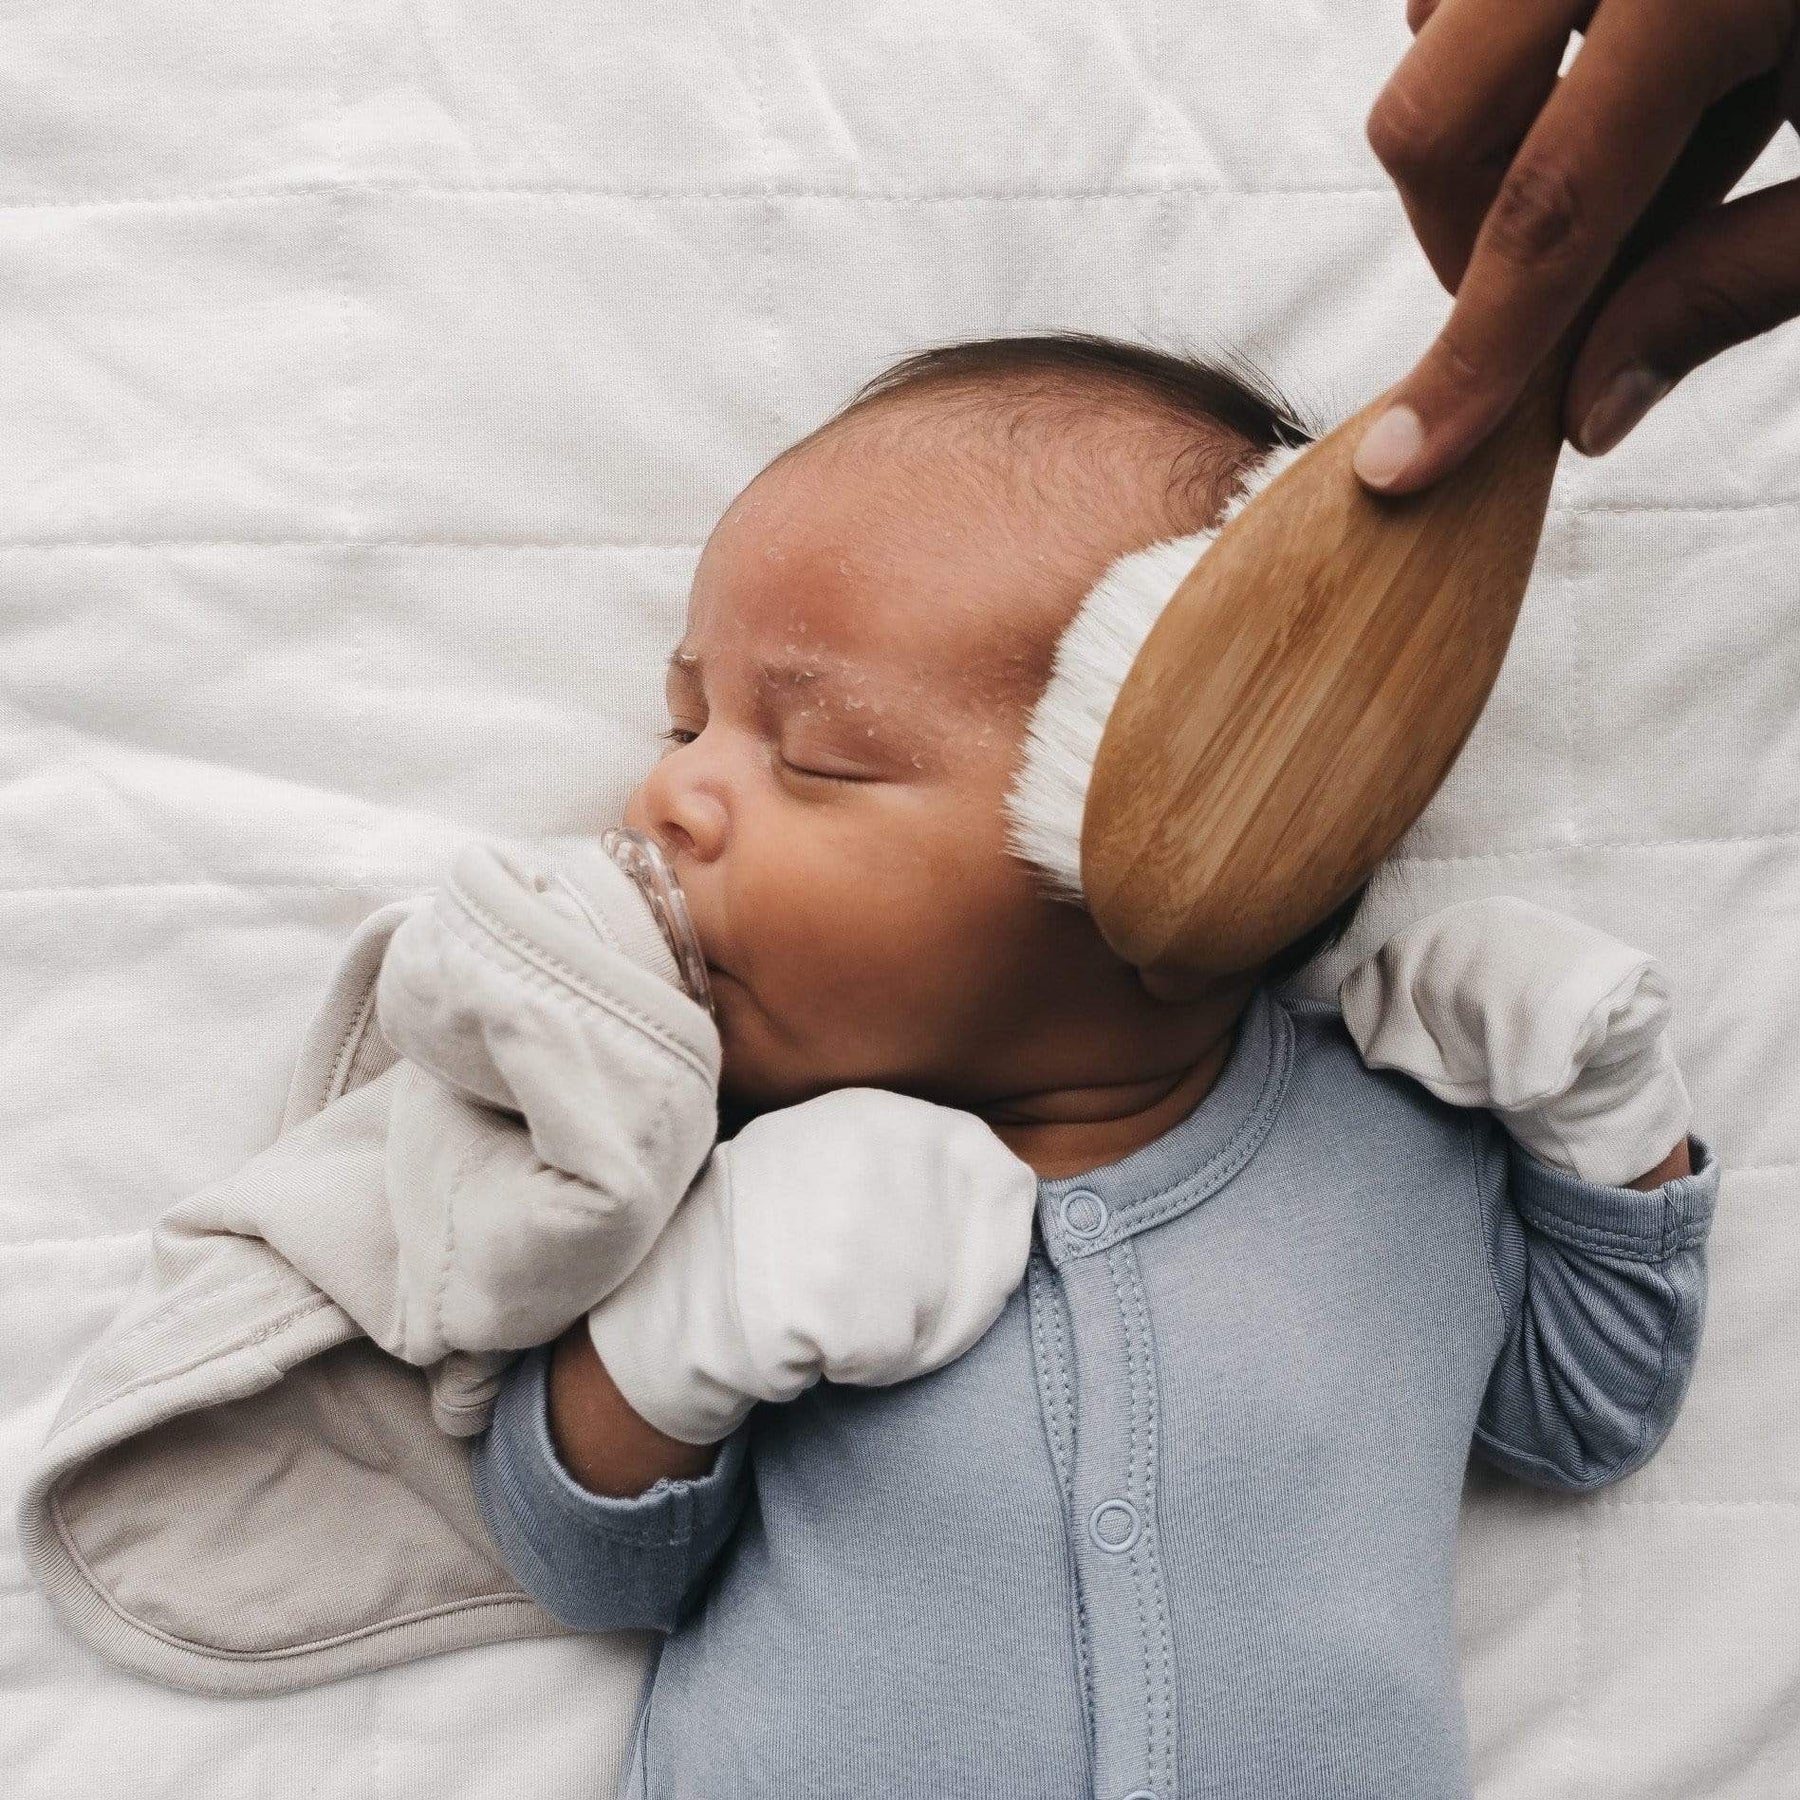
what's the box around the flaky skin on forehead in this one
[761,331,1317,717]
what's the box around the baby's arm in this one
[472,1086,1038,1634]
[1626,1134,1691,1189]
[547,1322,718,1495]
[1337,894,1721,1486]
[1471,1112,1718,1490]
[471,1339,752,1635]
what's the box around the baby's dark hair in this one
[816,331,1366,988]
[837,331,1314,454]
[803,330,1313,541]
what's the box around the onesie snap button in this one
[1060,1187,1109,1239]
[1089,1497,1140,1553]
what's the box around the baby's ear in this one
[1135,961,1209,1006]
[1134,959,1261,1012]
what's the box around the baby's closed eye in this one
[658,726,871,784]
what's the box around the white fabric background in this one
[2,4,1796,1795]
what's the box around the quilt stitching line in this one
[1389,828,1800,860]
[1592,1497,1800,1508]
[1565,511,1587,870]
[750,0,786,452]
[0,878,437,895]
[0,178,1405,212]
[1148,0,1176,385]
[2,496,1799,551]
[1570,1506,1587,1787]
[0,538,710,549]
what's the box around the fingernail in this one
[1577,365,1670,456]
[1352,405,1425,490]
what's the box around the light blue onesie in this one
[473,985,1718,1799]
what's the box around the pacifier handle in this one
[599,826,716,1017]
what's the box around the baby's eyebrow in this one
[666,645,859,696]
[667,643,932,755]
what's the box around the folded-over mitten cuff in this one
[1505,1030,1693,1188]
[1509,1130,1718,1262]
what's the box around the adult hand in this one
[1352,0,1800,494]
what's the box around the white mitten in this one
[587,1086,1040,1445]
[369,835,723,1377]
[1337,894,1692,1188]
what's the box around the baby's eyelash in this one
[658,725,859,783]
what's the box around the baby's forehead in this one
[704,442,1060,677]
[700,385,1241,713]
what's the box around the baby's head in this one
[621,333,1364,1135]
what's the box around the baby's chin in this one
[713,1000,917,1121]
[717,1046,841,1119]
[711,1003,823,1119]
[708,970,1042,1120]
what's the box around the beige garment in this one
[16,842,722,1696]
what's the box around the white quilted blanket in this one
[3,4,1795,1796]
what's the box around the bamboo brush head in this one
[1079,359,1566,1001]
[1001,446,1302,908]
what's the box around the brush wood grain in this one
[1082,350,1568,1000]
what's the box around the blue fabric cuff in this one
[1510,1131,1718,1262]
[470,1343,751,1633]
[492,1342,747,1542]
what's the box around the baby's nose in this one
[631,765,727,865]
[653,818,697,860]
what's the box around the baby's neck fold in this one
[975,996,1248,1181]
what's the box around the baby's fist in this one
[588,1086,1040,1445]
[1338,895,1692,1188]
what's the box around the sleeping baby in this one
[420,334,1717,1799]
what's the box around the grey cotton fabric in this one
[15,857,724,1700]
[473,984,1720,1800]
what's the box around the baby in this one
[468,334,1717,1799]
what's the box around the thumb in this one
[1567,175,1800,455]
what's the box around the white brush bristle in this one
[1002,442,1305,906]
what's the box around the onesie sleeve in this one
[470,1342,753,1634]
[1470,1111,1719,1492]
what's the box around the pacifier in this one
[582,825,715,1018]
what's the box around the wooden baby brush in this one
[1008,343,1573,1004]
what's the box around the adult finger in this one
[1368,0,1595,291]
[1585,69,1787,292]
[1355,0,1779,494]
[1619,69,1788,247]
[1570,174,1800,452]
